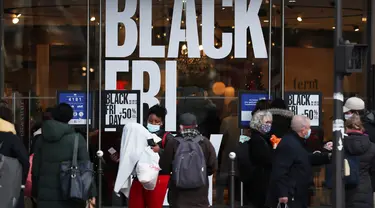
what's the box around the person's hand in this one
[152,144,160,153]
[279,197,288,204]
[324,141,333,151]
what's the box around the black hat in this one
[179,113,197,127]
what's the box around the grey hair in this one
[291,115,310,132]
[250,111,273,130]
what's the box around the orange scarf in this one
[270,135,282,149]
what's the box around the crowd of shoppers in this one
[2,95,375,208]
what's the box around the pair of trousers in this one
[128,175,170,208]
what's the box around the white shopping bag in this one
[136,147,161,190]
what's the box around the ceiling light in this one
[354,26,359,32]
[82,67,87,71]
[297,16,302,22]
[222,8,225,10]
[16,14,21,18]
[248,41,251,45]
[182,44,187,50]
[166,17,170,21]
[82,72,87,77]
[362,17,367,22]
[332,26,335,29]
[232,26,235,29]
[264,20,269,23]
[181,20,184,24]
[90,68,94,72]
[157,34,161,39]
[199,45,204,51]
[289,0,296,2]
[272,42,275,46]
[12,17,19,24]
[90,16,96,21]
[163,33,167,37]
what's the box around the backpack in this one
[172,136,207,189]
[324,152,360,189]
[0,154,22,208]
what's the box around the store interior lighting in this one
[297,16,303,22]
[90,16,96,21]
[12,14,21,24]
[353,25,359,32]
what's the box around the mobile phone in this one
[108,147,117,155]
[147,139,156,147]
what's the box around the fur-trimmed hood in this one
[250,108,293,131]
[266,108,294,118]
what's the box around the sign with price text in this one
[57,91,92,126]
[285,92,322,127]
[102,90,141,132]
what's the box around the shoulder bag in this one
[60,134,94,201]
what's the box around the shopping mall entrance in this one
[1,0,373,207]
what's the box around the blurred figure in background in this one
[217,99,241,205]
[252,99,271,116]
[0,105,29,208]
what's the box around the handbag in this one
[60,134,94,201]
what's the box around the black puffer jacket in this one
[344,131,375,208]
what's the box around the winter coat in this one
[245,129,273,208]
[344,131,375,208]
[266,131,330,208]
[0,118,29,208]
[159,135,217,208]
[32,120,96,208]
[361,111,375,191]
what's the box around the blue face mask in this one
[147,123,160,133]
[304,129,312,139]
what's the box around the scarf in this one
[181,128,201,138]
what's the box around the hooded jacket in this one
[268,108,294,138]
[344,131,375,208]
[32,120,95,208]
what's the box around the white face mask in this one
[345,114,353,120]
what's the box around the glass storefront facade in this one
[1,0,373,206]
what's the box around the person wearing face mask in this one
[343,97,375,144]
[266,115,330,208]
[139,104,174,208]
[241,110,273,208]
[145,105,174,154]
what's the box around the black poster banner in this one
[101,90,141,132]
[285,91,322,127]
